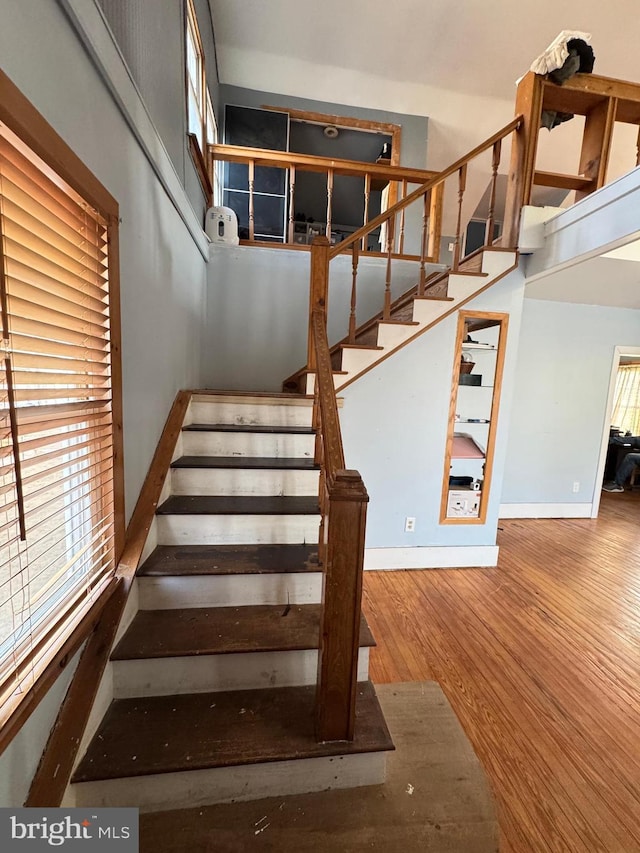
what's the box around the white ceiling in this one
[210,1,640,310]
[210,1,640,106]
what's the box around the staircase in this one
[67,392,392,813]
[286,247,518,395]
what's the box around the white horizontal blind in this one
[0,123,115,722]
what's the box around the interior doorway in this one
[593,345,640,517]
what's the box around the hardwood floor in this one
[363,491,640,853]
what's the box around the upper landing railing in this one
[208,144,443,261]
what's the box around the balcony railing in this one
[208,144,443,261]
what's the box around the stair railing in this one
[303,116,524,369]
[309,258,368,742]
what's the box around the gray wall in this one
[502,299,640,506]
[203,247,445,391]
[0,0,210,802]
[97,0,220,219]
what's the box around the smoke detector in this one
[323,125,339,139]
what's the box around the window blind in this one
[0,123,116,723]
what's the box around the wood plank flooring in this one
[362,491,640,853]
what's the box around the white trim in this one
[364,545,499,569]
[499,503,592,519]
[59,0,209,259]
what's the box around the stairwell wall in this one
[0,0,210,804]
[338,268,526,568]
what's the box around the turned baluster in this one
[362,173,371,251]
[383,214,394,320]
[326,168,334,240]
[485,139,502,246]
[288,164,296,244]
[348,244,359,344]
[398,179,407,256]
[452,163,467,271]
[418,190,429,295]
[248,159,255,241]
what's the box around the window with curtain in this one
[611,364,640,436]
[0,121,117,725]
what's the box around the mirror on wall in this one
[440,311,509,524]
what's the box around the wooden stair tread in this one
[156,495,320,515]
[339,344,384,351]
[414,295,455,301]
[72,681,393,783]
[183,423,314,435]
[111,605,374,660]
[171,456,319,470]
[138,544,320,576]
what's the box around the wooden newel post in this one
[308,237,331,374]
[316,469,369,743]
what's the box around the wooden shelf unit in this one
[441,311,509,524]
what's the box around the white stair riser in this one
[189,400,313,428]
[480,250,516,277]
[112,648,370,698]
[157,513,319,546]
[340,348,381,376]
[138,572,323,609]
[70,750,387,812]
[170,467,319,497]
[446,274,488,302]
[410,299,449,325]
[305,374,343,395]
[376,323,415,349]
[182,431,314,458]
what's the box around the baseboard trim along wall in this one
[364,546,499,570]
[499,503,592,519]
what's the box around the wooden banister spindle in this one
[485,139,502,246]
[383,215,394,320]
[398,179,407,255]
[418,190,429,295]
[428,181,444,264]
[453,163,467,270]
[248,159,255,241]
[326,168,334,240]
[288,164,296,244]
[362,173,371,251]
[348,244,359,344]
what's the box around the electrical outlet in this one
[572,481,580,493]
[404,516,416,533]
[448,241,455,252]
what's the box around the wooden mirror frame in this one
[440,310,509,525]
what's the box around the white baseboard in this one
[499,502,592,519]
[364,545,499,570]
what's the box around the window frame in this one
[185,0,217,200]
[0,69,124,752]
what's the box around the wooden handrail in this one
[330,115,524,259]
[311,306,368,743]
[209,143,439,185]
[312,309,345,478]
